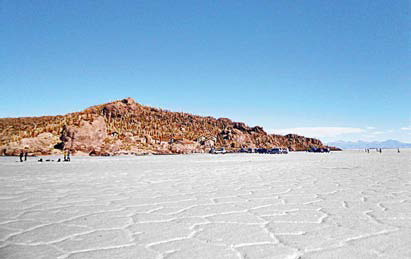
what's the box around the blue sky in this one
[1,0,410,142]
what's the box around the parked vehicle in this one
[270,148,281,154]
[237,147,288,154]
[210,147,227,154]
[256,148,269,154]
[308,147,330,153]
[280,148,289,154]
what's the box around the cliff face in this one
[0,98,334,156]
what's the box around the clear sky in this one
[1,0,410,142]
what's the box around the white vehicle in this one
[281,148,289,154]
[210,148,226,154]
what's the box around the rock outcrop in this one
[1,132,60,156]
[0,98,337,156]
[56,116,107,154]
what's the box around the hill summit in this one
[0,98,333,156]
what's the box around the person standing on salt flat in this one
[19,151,23,162]
[63,150,71,162]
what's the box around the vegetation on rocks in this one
[0,98,335,156]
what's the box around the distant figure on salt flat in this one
[24,152,28,161]
[63,150,71,162]
[19,152,24,162]
[398,148,400,153]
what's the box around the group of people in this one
[19,150,72,162]
[38,151,71,162]
[19,151,28,162]
[63,150,71,161]
[365,148,400,153]
[365,148,382,153]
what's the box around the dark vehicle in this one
[308,147,330,153]
[281,148,289,154]
[270,148,281,154]
[256,148,269,154]
[269,148,289,154]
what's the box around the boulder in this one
[58,116,107,153]
[1,132,60,156]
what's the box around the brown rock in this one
[58,116,107,153]
[169,139,202,154]
[1,132,60,156]
[0,97,329,156]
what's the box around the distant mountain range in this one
[327,140,411,149]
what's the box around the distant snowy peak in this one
[327,140,411,149]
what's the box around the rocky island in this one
[0,98,337,156]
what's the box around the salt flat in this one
[0,150,410,259]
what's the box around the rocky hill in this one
[0,98,335,156]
